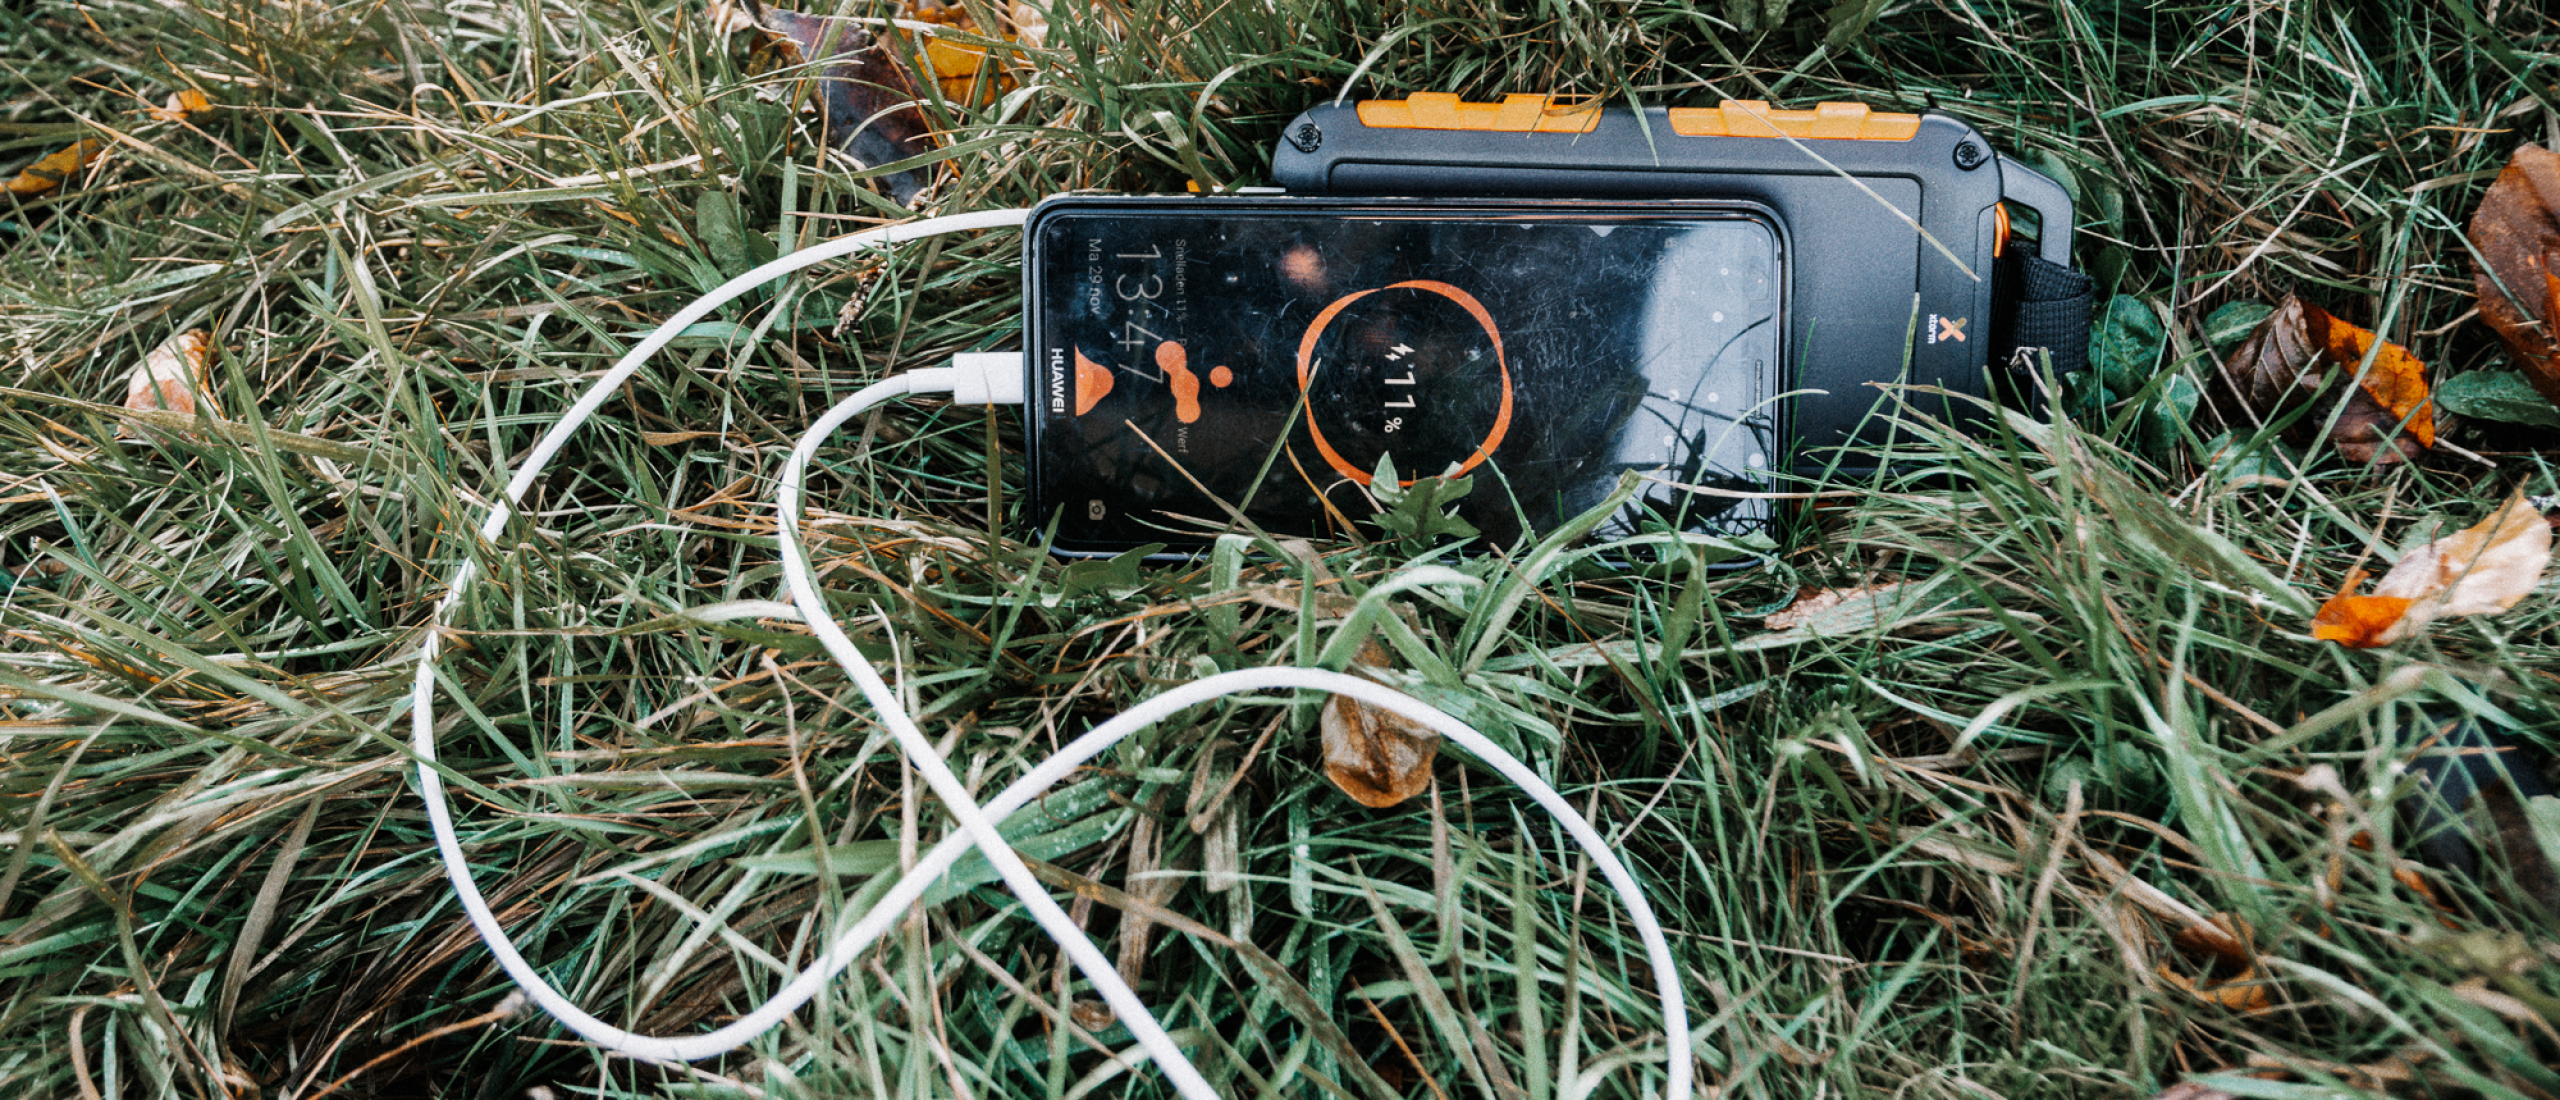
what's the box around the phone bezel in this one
[1019,194,1793,557]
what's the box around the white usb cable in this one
[410,208,1694,1098]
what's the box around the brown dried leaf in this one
[2312,492,2552,647]
[2156,912,2276,1013]
[2306,594,2412,648]
[1321,642,1437,808]
[2467,143,2560,409]
[1007,0,1049,47]
[2168,910,2254,966]
[714,0,1007,205]
[1762,582,1910,633]
[2157,960,2276,1013]
[2221,295,2435,464]
[2476,785,2560,916]
[122,330,214,439]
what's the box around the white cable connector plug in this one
[410,208,1694,1099]
[936,351,1027,405]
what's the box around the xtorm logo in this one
[1927,314,1968,344]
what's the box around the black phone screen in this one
[1022,197,1785,553]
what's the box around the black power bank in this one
[1272,95,2089,468]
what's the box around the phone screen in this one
[1023,198,1785,553]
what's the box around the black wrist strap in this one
[1994,252,2094,376]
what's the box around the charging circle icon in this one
[1294,280,1514,486]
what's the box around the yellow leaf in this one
[147,89,215,123]
[2158,912,2276,1014]
[6,138,106,197]
[2311,492,2552,646]
[2157,962,2276,1013]
[2307,306,2436,447]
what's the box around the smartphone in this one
[1020,196,1787,555]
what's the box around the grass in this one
[4,0,2560,1097]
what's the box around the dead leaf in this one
[1007,0,1049,47]
[639,429,728,446]
[1762,583,1911,633]
[147,89,215,123]
[121,330,214,439]
[2466,143,2560,410]
[2156,911,2276,1013]
[2306,593,2412,648]
[2220,295,2436,464]
[1113,793,1180,997]
[2479,784,2560,915]
[1321,642,1437,808]
[2169,910,2254,966]
[713,0,1010,205]
[6,138,106,197]
[2312,492,2552,647]
[2308,306,2435,448]
[897,1,1015,105]
[1769,1035,1832,1067]
[2158,961,2276,1013]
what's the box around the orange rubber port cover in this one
[1355,92,1603,134]
[1664,100,1920,141]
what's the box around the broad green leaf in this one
[695,190,750,276]
[2203,300,2273,352]
[2091,295,2166,397]
[2433,369,2560,429]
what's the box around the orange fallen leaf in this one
[6,138,105,197]
[2312,492,2551,647]
[2308,593,2412,646]
[2157,912,2276,1014]
[2306,307,2435,447]
[147,89,215,123]
[2465,144,2560,410]
[889,1,1016,106]
[122,330,215,439]
[2158,961,2276,1013]
[1321,641,1436,808]
[2220,295,2436,464]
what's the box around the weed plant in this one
[3,1,2559,1098]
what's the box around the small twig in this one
[297,992,526,1100]
[68,1005,101,1100]
[1360,994,1453,1100]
